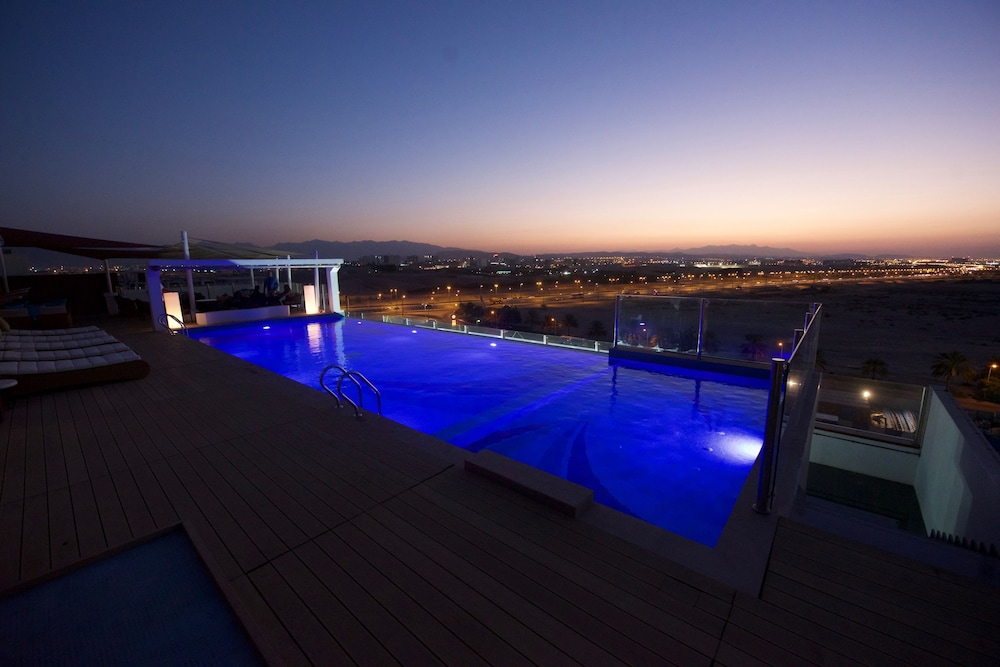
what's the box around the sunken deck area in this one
[2,320,999,666]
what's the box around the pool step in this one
[464,450,594,517]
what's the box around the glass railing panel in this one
[615,295,701,352]
[815,374,924,445]
[504,330,546,344]
[701,298,809,363]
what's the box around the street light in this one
[989,363,998,381]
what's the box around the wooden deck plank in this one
[79,390,129,475]
[214,441,329,539]
[729,592,904,667]
[429,466,735,606]
[775,519,1000,626]
[198,445,309,550]
[160,453,267,573]
[41,394,70,494]
[0,404,26,505]
[235,430,360,523]
[383,490,706,666]
[755,584,946,667]
[271,550,401,666]
[52,390,88,488]
[351,510,568,664]
[767,534,1000,661]
[311,530,489,667]
[713,641,772,667]
[0,499,23,589]
[291,416,453,482]
[109,466,156,539]
[248,563,353,665]
[412,477,726,647]
[423,470,733,625]
[229,574,312,667]
[247,427,386,513]
[47,485,79,571]
[129,463,179,529]
[380,500,648,664]
[181,448,289,561]
[276,422,419,502]
[90,473,132,549]
[334,519,533,666]
[66,390,109,481]
[764,569,979,665]
[68,481,106,560]
[19,493,48,581]
[220,435,347,533]
[147,457,242,581]
[104,388,179,463]
[21,400,46,499]
[718,623,826,667]
[771,538,1000,643]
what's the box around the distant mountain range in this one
[5,238,887,270]
[273,239,868,262]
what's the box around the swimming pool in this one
[191,316,768,546]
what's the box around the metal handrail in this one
[157,313,189,336]
[319,364,382,418]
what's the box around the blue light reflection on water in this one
[191,317,767,546]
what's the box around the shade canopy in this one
[0,226,300,261]
[0,226,158,260]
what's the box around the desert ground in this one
[339,268,1000,389]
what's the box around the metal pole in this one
[696,298,706,359]
[612,295,621,347]
[103,260,113,293]
[0,235,8,293]
[314,250,321,312]
[754,357,787,514]
[182,231,197,321]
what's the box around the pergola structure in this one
[146,258,344,331]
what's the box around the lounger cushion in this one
[0,326,150,396]
[0,342,127,359]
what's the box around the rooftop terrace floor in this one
[1,318,998,665]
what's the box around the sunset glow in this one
[2,2,998,256]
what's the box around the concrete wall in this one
[915,388,1000,548]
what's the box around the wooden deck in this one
[1,325,998,665]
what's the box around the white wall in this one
[915,388,1000,548]
[810,429,920,484]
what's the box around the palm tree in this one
[860,358,888,379]
[930,351,976,390]
[741,334,768,362]
[586,320,608,340]
[561,313,579,335]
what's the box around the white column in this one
[325,265,342,314]
[147,266,167,331]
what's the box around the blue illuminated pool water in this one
[191,316,767,546]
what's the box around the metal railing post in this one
[696,298,706,359]
[754,357,787,514]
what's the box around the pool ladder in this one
[319,365,382,418]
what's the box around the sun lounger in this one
[1,327,117,350]
[0,327,150,396]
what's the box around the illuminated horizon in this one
[2,2,998,258]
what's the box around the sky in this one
[2,1,999,257]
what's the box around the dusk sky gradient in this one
[3,1,999,256]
